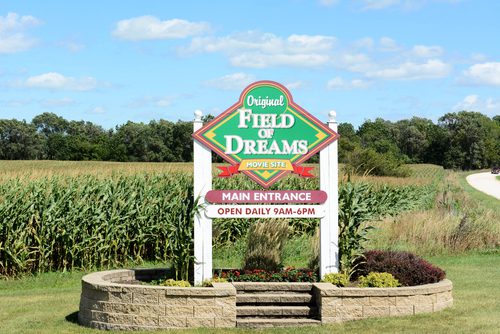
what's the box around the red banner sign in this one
[205,190,327,204]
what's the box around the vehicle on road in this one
[492,166,500,174]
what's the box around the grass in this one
[0,251,498,333]
[366,170,499,255]
[0,160,194,181]
[0,160,441,187]
[460,170,500,212]
[213,234,313,269]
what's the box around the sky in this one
[0,0,499,129]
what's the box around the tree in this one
[337,122,360,162]
[0,119,42,159]
[113,121,152,162]
[32,112,68,136]
[357,118,402,158]
[439,111,499,169]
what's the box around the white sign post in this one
[319,110,340,276]
[192,84,339,285]
[193,110,213,285]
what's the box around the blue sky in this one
[1,0,499,129]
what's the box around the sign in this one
[193,80,338,188]
[205,205,325,218]
[205,190,327,204]
[192,81,340,285]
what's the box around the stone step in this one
[237,305,317,317]
[237,318,321,328]
[236,293,313,304]
[232,282,312,293]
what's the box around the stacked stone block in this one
[313,279,453,324]
[78,269,236,330]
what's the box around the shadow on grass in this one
[65,311,79,325]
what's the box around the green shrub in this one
[358,272,400,287]
[354,250,446,286]
[322,272,349,287]
[201,277,228,287]
[161,279,191,287]
[243,219,289,272]
[346,147,410,177]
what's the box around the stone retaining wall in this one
[313,279,453,324]
[79,269,453,329]
[78,269,236,330]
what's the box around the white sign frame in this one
[192,110,339,285]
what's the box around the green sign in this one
[193,81,338,188]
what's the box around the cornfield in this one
[0,162,436,277]
[0,173,195,277]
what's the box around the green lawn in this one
[1,251,498,334]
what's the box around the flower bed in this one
[216,267,317,282]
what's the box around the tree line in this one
[0,111,498,171]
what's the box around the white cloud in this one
[40,97,76,107]
[379,37,400,52]
[181,30,450,82]
[0,12,40,32]
[327,76,371,89]
[186,32,335,55]
[155,98,172,108]
[230,53,330,68]
[92,106,105,114]
[358,0,462,11]
[57,40,85,53]
[319,0,340,6]
[453,94,500,115]
[360,0,400,10]
[334,52,373,72]
[204,73,256,90]
[183,31,335,68]
[23,72,99,91]
[113,16,210,41]
[0,12,41,54]
[352,37,374,49]
[365,59,451,80]
[285,81,306,90]
[462,62,500,86]
[411,45,443,58]
[126,95,176,109]
[0,98,33,107]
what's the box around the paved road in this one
[466,172,500,200]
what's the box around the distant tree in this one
[0,119,42,159]
[148,120,175,161]
[32,112,69,159]
[337,122,360,162]
[113,121,152,162]
[439,111,499,169]
[171,121,194,162]
[66,120,110,160]
[32,112,69,136]
[357,118,402,158]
